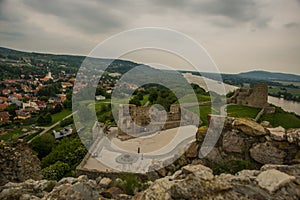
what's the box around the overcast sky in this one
[0,0,300,74]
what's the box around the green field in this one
[0,128,23,141]
[51,109,72,124]
[276,81,300,87]
[226,105,261,119]
[187,105,211,126]
[259,107,300,129]
[177,94,211,104]
[187,104,261,126]
[268,86,300,96]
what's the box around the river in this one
[183,73,300,116]
[268,96,300,116]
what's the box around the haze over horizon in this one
[1,0,300,74]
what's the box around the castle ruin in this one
[228,84,269,108]
[118,104,199,137]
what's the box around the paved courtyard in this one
[81,125,197,173]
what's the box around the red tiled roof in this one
[0,97,8,102]
[39,78,49,82]
[12,93,22,100]
[0,104,7,110]
[0,111,9,122]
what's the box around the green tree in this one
[63,100,72,109]
[129,96,141,106]
[37,112,52,125]
[37,86,57,97]
[30,134,55,159]
[6,103,18,118]
[42,161,70,180]
[41,136,87,170]
[60,117,73,127]
[50,104,63,114]
[149,90,158,103]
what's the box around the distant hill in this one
[0,47,189,86]
[237,70,300,82]
[0,46,148,80]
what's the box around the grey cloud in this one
[21,0,126,34]
[285,22,299,28]
[152,0,269,27]
[0,0,27,22]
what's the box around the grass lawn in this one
[227,105,261,119]
[259,107,300,129]
[51,109,72,124]
[187,105,212,126]
[96,99,111,103]
[0,128,24,141]
[187,104,262,126]
[178,94,211,104]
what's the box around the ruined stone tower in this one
[229,84,269,108]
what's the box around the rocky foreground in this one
[0,163,299,199]
[1,117,300,199]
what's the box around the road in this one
[27,112,75,143]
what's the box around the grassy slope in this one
[51,109,72,124]
[259,107,300,129]
[187,105,211,126]
[227,105,261,119]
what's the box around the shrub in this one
[29,133,55,159]
[112,174,148,195]
[210,160,257,175]
[42,161,70,180]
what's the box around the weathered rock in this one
[268,126,286,141]
[156,167,167,177]
[98,177,112,188]
[260,121,271,128]
[181,164,214,180]
[135,164,240,200]
[0,142,42,186]
[203,147,224,164]
[222,130,246,153]
[101,187,123,199]
[260,164,300,176]
[134,176,172,200]
[256,169,296,193]
[169,174,232,199]
[196,126,207,142]
[0,179,56,200]
[57,177,77,186]
[250,142,287,164]
[45,179,99,200]
[233,118,267,136]
[185,141,199,158]
[287,129,300,146]
[135,163,300,200]
[218,169,260,184]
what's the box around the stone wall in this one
[190,117,300,168]
[118,104,199,136]
[228,84,269,108]
[0,141,42,186]
[152,116,300,178]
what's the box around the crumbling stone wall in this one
[0,141,42,186]
[118,104,199,136]
[229,84,269,108]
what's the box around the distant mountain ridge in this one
[237,70,300,82]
